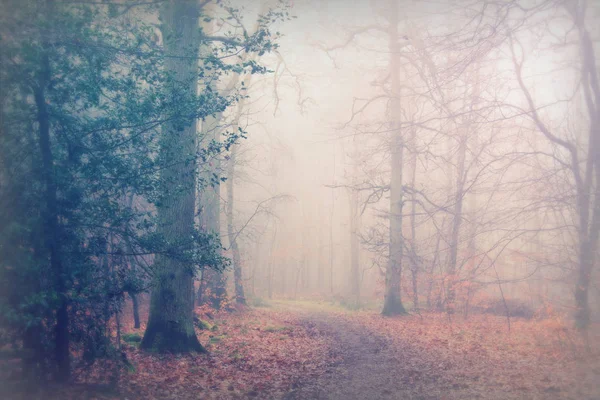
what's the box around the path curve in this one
[283,310,440,400]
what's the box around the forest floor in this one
[282,301,600,400]
[2,299,600,399]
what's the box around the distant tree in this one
[505,0,600,329]
[318,0,410,315]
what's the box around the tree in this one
[380,0,408,316]
[0,0,284,380]
[140,0,205,353]
[227,138,247,306]
[318,0,410,315]
[142,0,285,346]
[338,135,363,308]
[0,0,177,378]
[506,0,600,329]
[0,0,178,379]
[225,59,265,306]
[225,74,254,306]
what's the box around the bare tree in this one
[506,0,600,329]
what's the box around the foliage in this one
[6,301,598,399]
[14,305,335,399]
[0,0,283,381]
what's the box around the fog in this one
[1,0,599,398]
[220,0,597,317]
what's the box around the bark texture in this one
[141,0,204,353]
[34,28,71,379]
[382,0,407,316]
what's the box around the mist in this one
[1,0,599,399]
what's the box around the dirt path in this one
[276,302,599,400]
[283,309,444,400]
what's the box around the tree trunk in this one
[267,223,277,299]
[124,194,141,330]
[195,4,250,310]
[225,65,258,306]
[227,143,246,305]
[445,134,467,314]
[34,43,70,380]
[349,138,361,308]
[329,190,335,294]
[409,126,419,310]
[196,269,206,304]
[198,110,228,309]
[130,293,141,329]
[382,0,406,316]
[318,205,325,292]
[252,238,260,298]
[196,65,237,307]
[141,0,204,353]
[329,147,336,295]
[411,266,418,310]
[574,22,600,330]
[349,191,361,308]
[426,230,442,310]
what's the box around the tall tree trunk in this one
[223,57,265,306]
[196,31,250,308]
[574,21,600,330]
[349,187,361,308]
[329,148,336,294]
[199,110,228,309]
[130,293,141,329]
[445,134,466,314]
[317,198,326,292]
[382,0,407,316]
[329,187,335,295]
[408,126,419,310]
[445,61,479,314]
[267,223,276,299]
[198,3,268,308]
[141,0,204,353]
[252,238,261,298]
[227,143,246,305]
[465,73,480,317]
[34,34,70,380]
[301,230,309,292]
[349,138,361,308]
[426,230,442,310]
[576,238,593,328]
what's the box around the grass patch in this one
[122,333,142,343]
[194,317,215,331]
[209,335,227,344]
[271,299,355,314]
[250,297,271,308]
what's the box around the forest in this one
[0,0,599,399]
